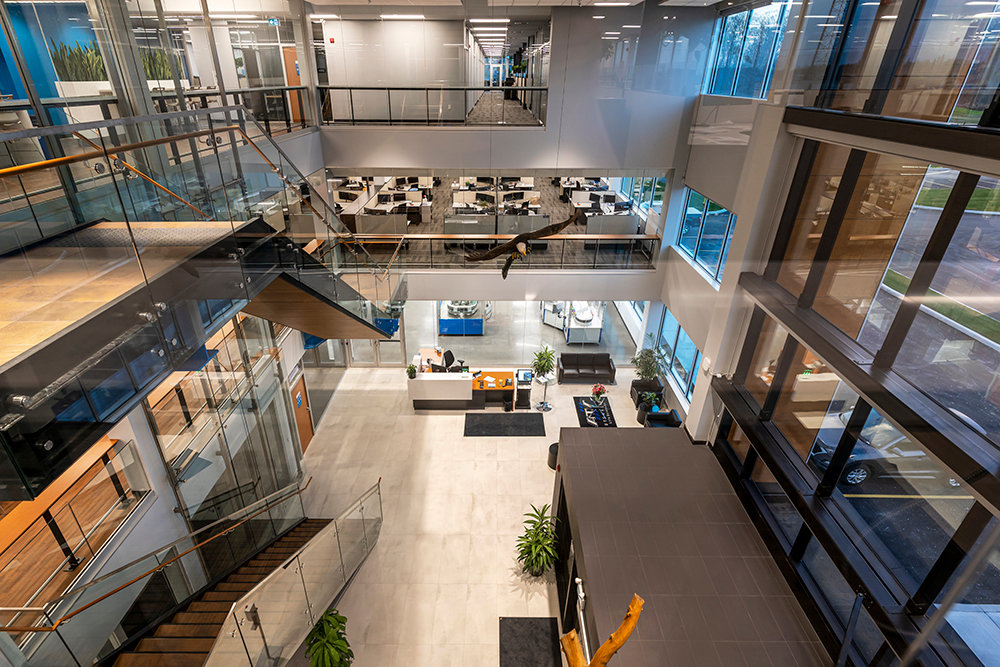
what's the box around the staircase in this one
[112,519,331,667]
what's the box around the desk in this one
[473,371,514,408]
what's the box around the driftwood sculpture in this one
[465,208,585,278]
[560,594,644,667]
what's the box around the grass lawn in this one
[915,186,1000,212]
[883,269,1000,345]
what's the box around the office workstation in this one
[452,176,496,191]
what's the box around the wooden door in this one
[282,46,303,123]
[291,375,314,453]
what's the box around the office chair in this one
[443,350,465,370]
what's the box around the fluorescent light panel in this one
[622,24,641,27]
[593,15,606,18]
[469,18,510,22]
[594,2,630,5]
[381,14,424,19]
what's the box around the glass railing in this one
[345,232,660,270]
[0,440,150,640]
[204,480,382,666]
[318,86,548,126]
[0,479,309,665]
[0,86,310,138]
[0,105,392,501]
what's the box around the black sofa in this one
[557,353,616,384]
[643,409,682,428]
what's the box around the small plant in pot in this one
[591,383,607,405]
[406,363,417,379]
[636,391,660,425]
[531,346,556,379]
[516,503,558,577]
[630,347,663,405]
[305,609,353,666]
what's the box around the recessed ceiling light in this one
[594,2,629,5]
[593,15,606,18]
[604,31,621,34]
[311,14,339,19]
[622,24,641,27]
[470,18,510,22]
[473,26,507,30]
[381,14,424,19]
[601,36,619,39]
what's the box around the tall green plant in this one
[141,48,181,80]
[531,346,555,378]
[630,348,660,382]
[516,504,558,576]
[49,40,107,82]
[305,609,353,667]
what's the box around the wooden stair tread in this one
[155,624,221,638]
[199,590,243,602]
[172,612,228,625]
[114,652,206,667]
[186,601,233,613]
[137,637,214,653]
[215,581,255,592]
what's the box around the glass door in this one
[345,340,376,366]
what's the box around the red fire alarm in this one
[329,37,335,43]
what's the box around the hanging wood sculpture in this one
[465,208,585,279]
[560,594,644,667]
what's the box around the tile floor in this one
[297,366,643,666]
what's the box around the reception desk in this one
[408,370,517,410]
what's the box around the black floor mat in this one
[464,412,546,437]
[499,617,561,667]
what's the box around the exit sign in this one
[268,17,280,25]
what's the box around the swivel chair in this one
[443,350,464,371]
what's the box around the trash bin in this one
[504,399,513,412]
[547,443,559,470]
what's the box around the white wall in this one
[320,5,715,171]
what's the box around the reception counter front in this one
[408,371,518,410]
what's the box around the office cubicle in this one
[355,213,409,234]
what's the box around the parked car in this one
[807,409,970,488]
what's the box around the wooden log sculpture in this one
[560,594,644,667]
[465,208,585,279]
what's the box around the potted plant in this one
[516,504,558,577]
[406,363,417,379]
[636,391,659,425]
[629,347,663,406]
[531,346,555,379]
[591,383,607,405]
[305,609,353,666]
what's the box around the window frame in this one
[654,306,701,402]
[675,188,736,282]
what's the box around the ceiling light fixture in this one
[622,24,641,27]
[601,36,619,39]
[469,18,510,22]
[311,14,340,19]
[593,15,606,18]
[594,2,629,5]
[604,30,621,34]
[381,14,425,19]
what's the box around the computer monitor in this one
[584,176,601,181]
[480,193,495,203]
[407,176,418,184]
[508,191,524,201]
[477,176,493,184]
[341,191,358,202]
[393,192,406,202]
[603,193,617,203]
[395,177,406,187]
[501,176,517,183]
[614,201,632,211]
[377,193,391,204]
[589,193,601,203]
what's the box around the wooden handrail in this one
[0,477,312,634]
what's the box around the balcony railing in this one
[316,232,660,270]
[318,86,548,126]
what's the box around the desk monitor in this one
[614,201,632,211]
[393,192,406,202]
[501,176,517,183]
[589,193,601,203]
[377,193,391,204]
[603,193,617,204]
[341,191,358,201]
[517,369,532,383]
[476,176,493,184]
[584,176,601,181]
[508,190,524,201]
[395,177,406,187]
[480,193,496,203]
[407,176,418,184]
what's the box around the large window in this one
[653,306,701,401]
[675,189,736,281]
[707,4,790,99]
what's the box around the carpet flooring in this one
[498,617,561,667]
[464,412,546,437]
[466,90,543,126]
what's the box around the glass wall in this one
[652,305,701,401]
[676,188,736,282]
[707,4,790,99]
